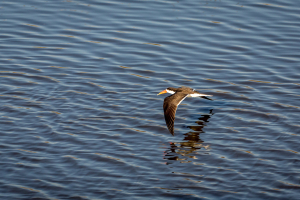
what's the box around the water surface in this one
[1,0,300,199]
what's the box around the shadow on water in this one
[163,109,214,165]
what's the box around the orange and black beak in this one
[157,90,167,95]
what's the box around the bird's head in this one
[157,87,177,95]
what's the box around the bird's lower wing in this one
[163,93,188,135]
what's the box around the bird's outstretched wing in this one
[163,93,188,135]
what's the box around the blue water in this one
[1,0,300,199]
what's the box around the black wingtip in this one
[201,96,213,101]
[168,128,174,136]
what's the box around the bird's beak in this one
[157,90,167,95]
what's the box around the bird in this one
[157,86,212,135]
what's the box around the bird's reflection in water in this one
[163,109,214,165]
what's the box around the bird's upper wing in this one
[163,93,188,135]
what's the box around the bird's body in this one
[158,87,212,135]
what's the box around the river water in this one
[1,0,300,199]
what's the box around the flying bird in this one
[157,87,212,135]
